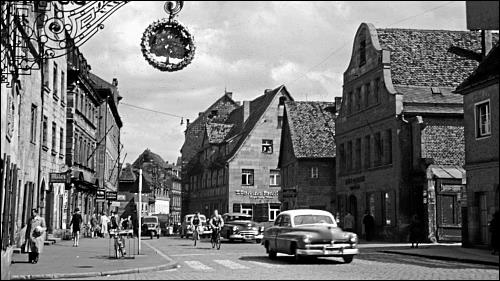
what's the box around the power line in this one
[120,102,185,119]
[386,1,455,28]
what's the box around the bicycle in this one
[111,230,126,258]
[211,227,222,250]
[192,226,201,247]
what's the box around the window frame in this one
[262,139,273,154]
[269,169,281,187]
[30,105,38,144]
[241,169,254,186]
[475,100,491,139]
[310,167,319,179]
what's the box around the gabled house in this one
[335,23,495,242]
[278,101,338,214]
[185,85,293,222]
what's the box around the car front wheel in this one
[343,255,354,264]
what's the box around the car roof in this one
[223,212,251,217]
[278,209,334,217]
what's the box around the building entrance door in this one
[348,195,358,233]
[479,193,488,244]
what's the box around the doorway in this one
[348,195,358,233]
[478,193,488,244]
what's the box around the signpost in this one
[138,169,142,255]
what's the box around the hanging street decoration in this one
[141,1,195,72]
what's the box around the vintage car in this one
[179,214,211,238]
[261,209,359,263]
[221,212,265,243]
[142,216,161,239]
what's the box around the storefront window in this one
[384,192,394,225]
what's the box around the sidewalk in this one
[357,240,499,266]
[9,237,178,280]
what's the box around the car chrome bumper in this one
[229,233,263,240]
[296,245,359,256]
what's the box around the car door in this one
[267,215,282,249]
[276,215,292,252]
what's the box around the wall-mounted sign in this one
[235,190,278,199]
[440,185,462,193]
[96,189,105,200]
[106,191,118,201]
[50,172,69,184]
[117,194,126,201]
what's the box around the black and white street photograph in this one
[1,1,499,280]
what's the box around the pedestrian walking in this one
[90,213,98,239]
[409,214,423,248]
[23,208,46,264]
[343,212,355,233]
[100,213,109,238]
[362,210,375,241]
[489,211,499,255]
[110,211,119,230]
[69,208,83,247]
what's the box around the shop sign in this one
[235,190,278,199]
[106,191,118,201]
[50,172,69,183]
[96,189,105,200]
[440,184,462,193]
[117,194,126,201]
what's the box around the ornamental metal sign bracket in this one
[140,1,195,72]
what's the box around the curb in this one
[380,250,500,267]
[10,261,179,280]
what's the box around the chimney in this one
[334,97,342,113]
[225,91,233,99]
[243,101,250,123]
[264,89,272,94]
[112,78,118,87]
[186,119,190,127]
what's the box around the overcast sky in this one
[80,1,467,164]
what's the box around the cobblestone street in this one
[70,237,499,280]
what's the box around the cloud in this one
[78,1,467,163]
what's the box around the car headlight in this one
[259,226,265,233]
[302,235,312,243]
[232,226,239,232]
[349,234,358,244]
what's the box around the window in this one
[359,39,366,66]
[374,132,382,166]
[475,101,491,138]
[355,138,361,171]
[347,141,352,171]
[364,135,371,169]
[356,87,362,112]
[311,167,319,178]
[30,105,37,143]
[347,91,352,115]
[74,133,79,163]
[262,139,273,153]
[385,129,392,164]
[384,192,394,225]
[269,207,280,221]
[270,169,280,186]
[51,122,57,154]
[42,116,48,148]
[374,78,380,104]
[241,169,254,186]
[277,116,283,129]
[60,71,65,104]
[241,204,253,217]
[339,143,346,173]
[365,82,371,108]
[53,62,58,98]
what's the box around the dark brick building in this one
[278,101,338,213]
[335,23,488,242]
[455,43,499,248]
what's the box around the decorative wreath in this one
[141,18,195,72]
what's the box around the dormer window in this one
[359,39,366,66]
[262,139,273,153]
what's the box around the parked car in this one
[261,209,359,263]
[221,212,265,243]
[179,214,211,238]
[142,216,161,239]
[151,213,170,236]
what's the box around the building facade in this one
[278,101,338,214]
[65,46,101,225]
[185,86,293,222]
[455,43,499,248]
[336,23,485,242]
[89,73,123,215]
[180,92,239,219]
[166,162,182,225]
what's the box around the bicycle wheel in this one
[211,235,216,248]
[216,233,221,250]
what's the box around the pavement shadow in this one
[239,255,344,265]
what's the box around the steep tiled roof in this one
[456,43,500,93]
[285,101,336,158]
[181,93,239,162]
[119,164,136,182]
[396,85,463,114]
[132,149,168,169]
[376,28,494,87]
[223,85,293,160]
[421,118,464,166]
[206,123,233,144]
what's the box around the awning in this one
[71,170,98,190]
[428,165,465,180]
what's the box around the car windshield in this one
[293,215,334,226]
[144,217,157,223]
[228,215,251,221]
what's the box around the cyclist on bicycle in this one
[209,209,224,242]
[191,212,203,245]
